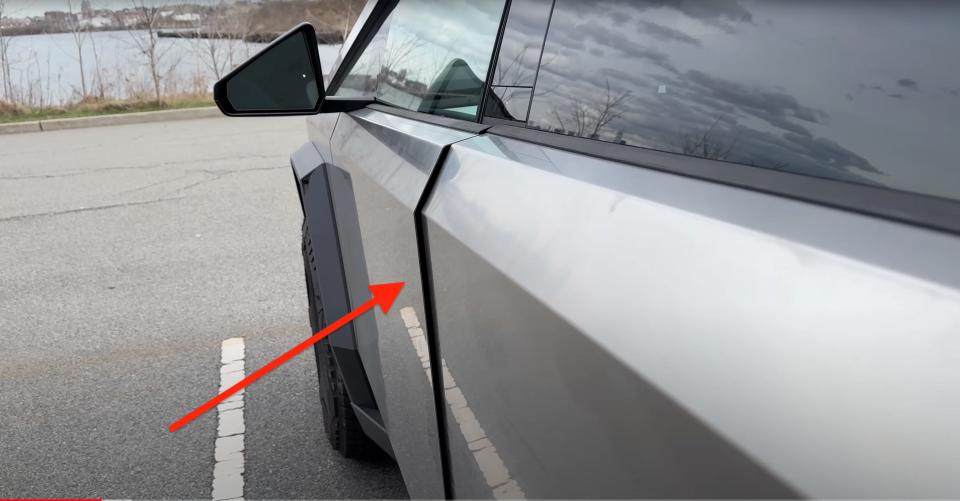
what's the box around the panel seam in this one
[412,136,477,499]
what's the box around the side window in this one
[482,0,554,122]
[334,0,507,121]
[526,1,960,203]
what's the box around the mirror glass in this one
[224,29,321,113]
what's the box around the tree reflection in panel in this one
[528,1,960,201]
[336,0,506,120]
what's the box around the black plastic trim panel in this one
[291,144,385,431]
[488,124,960,236]
[481,116,524,127]
[321,96,375,113]
[352,404,394,459]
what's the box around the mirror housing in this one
[214,23,325,116]
[214,22,374,117]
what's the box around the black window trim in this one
[488,123,960,236]
[482,115,524,127]
[476,0,513,120]
[479,0,556,124]
[522,0,556,123]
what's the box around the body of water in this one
[1,30,343,105]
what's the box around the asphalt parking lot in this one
[0,117,409,499]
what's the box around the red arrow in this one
[169,281,404,432]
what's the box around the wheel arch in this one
[293,142,395,459]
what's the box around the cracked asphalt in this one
[0,117,409,499]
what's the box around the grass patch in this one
[0,94,215,124]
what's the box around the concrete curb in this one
[0,121,42,134]
[0,106,222,135]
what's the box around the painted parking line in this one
[213,337,246,501]
[399,306,526,500]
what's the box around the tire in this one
[303,229,378,459]
[315,337,379,458]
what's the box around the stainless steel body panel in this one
[327,108,477,498]
[306,114,339,159]
[423,134,960,498]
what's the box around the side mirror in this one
[214,23,324,116]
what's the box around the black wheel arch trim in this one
[292,143,394,458]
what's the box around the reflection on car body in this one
[214,0,960,497]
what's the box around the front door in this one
[316,1,508,497]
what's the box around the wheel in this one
[303,229,378,459]
[314,337,379,458]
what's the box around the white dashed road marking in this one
[213,337,246,501]
[399,306,525,500]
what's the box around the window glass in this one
[492,0,554,87]
[483,0,553,123]
[528,1,960,201]
[335,0,507,120]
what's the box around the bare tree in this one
[237,11,258,62]
[196,1,242,80]
[379,32,426,86]
[88,24,108,99]
[330,0,363,42]
[495,43,539,87]
[126,0,174,104]
[344,30,425,95]
[65,0,89,97]
[552,80,630,138]
[0,0,15,101]
[675,117,741,160]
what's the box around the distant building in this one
[81,0,94,18]
[43,11,78,29]
[79,16,112,29]
[112,10,141,27]
[0,16,31,28]
[172,13,201,23]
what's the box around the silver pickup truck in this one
[212,0,960,498]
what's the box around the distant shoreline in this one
[157,29,344,44]
[1,26,344,44]
[0,25,133,37]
